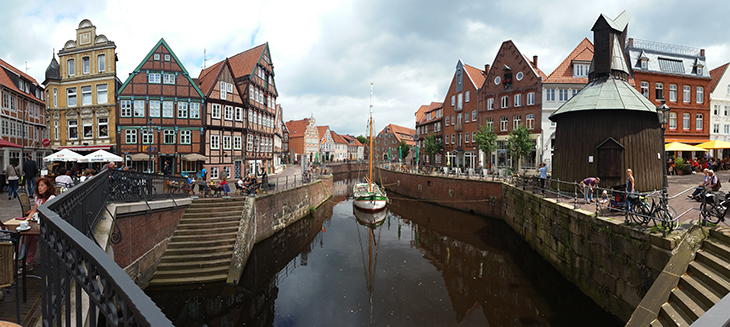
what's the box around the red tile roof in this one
[710,63,728,93]
[380,124,417,146]
[228,43,267,79]
[415,104,429,123]
[342,134,364,147]
[196,60,224,96]
[544,38,594,84]
[464,64,486,89]
[524,54,548,80]
[0,58,44,104]
[331,131,348,144]
[286,119,310,138]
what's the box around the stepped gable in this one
[286,118,310,138]
[710,63,729,92]
[545,38,594,84]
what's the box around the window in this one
[96,84,108,104]
[526,114,535,129]
[163,73,175,84]
[164,54,170,61]
[514,94,522,107]
[494,76,501,85]
[234,136,242,149]
[223,136,231,149]
[153,54,160,60]
[683,113,690,130]
[639,81,648,98]
[220,81,227,100]
[451,95,455,107]
[53,88,57,107]
[164,130,175,144]
[148,73,161,83]
[149,100,161,117]
[223,166,231,179]
[121,100,132,117]
[728,84,730,95]
[513,115,521,129]
[457,113,462,125]
[68,120,78,139]
[224,106,233,120]
[81,86,92,105]
[210,135,220,149]
[180,130,191,144]
[209,167,218,180]
[82,57,90,74]
[715,105,719,116]
[472,110,477,122]
[726,106,729,116]
[465,132,469,143]
[178,102,188,118]
[125,129,137,144]
[487,98,494,110]
[190,102,200,119]
[212,104,221,119]
[472,131,476,142]
[725,125,730,134]
[465,91,470,102]
[142,128,154,144]
[487,118,493,130]
[235,107,243,121]
[500,116,508,131]
[696,114,703,130]
[97,54,106,72]
[683,85,690,103]
[669,84,677,102]
[98,118,108,137]
[669,112,677,129]
[641,60,647,70]
[573,64,589,78]
[451,134,455,144]
[67,59,75,76]
[54,121,58,140]
[559,89,569,102]
[572,89,579,97]
[83,119,93,138]
[134,100,145,117]
[714,124,720,133]
[501,96,508,108]
[655,83,664,100]
[697,87,704,103]
[445,116,449,126]
[546,89,555,102]
[67,87,77,106]
[465,111,469,123]
[527,92,535,105]
[516,72,524,81]
[227,83,233,93]
[163,101,174,117]
[457,93,463,110]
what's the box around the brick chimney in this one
[628,37,634,47]
[701,49,705,57]
[533,55,538,68]
[484,64,490,74]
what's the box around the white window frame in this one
[220,81,227,100]
[487,98,494,110]
[177,102,188,118]
[527,92,535,105]
[163,73,175,85]
[472,110,477,122]
[190,102,200,119]
[500,116,508,131]
[224,105,233,120]
[121,100,132,117]
[125,129,137,144]
[67,87,77,107]
[501,96,508,108]
[465,91,470,102]
[149,100,161,117]
[210,135,220,149]
[81,86,92,105]
[669,112,677,130]
[164,129,175,144]
[148,72,161,84]
[514,94,522,107]
[134,100,145,117]
[696,114,703,131]
[223,135,231,150]
[457,93,463,110]
[655,83,664,100]
[212,104,221,119]
[697,87,704,103]
[68,119,78,139]
[451,95,455,107]
[211,167,219,180]
[526,114,535,130]
[67,59,75,76]
[683,113,690,131]
[162,101,174,118]
[546,89,555,102]
[96,84,108,104]
[233,136,242,149]
[82,57,90,74]
[683,85,691,103]
[180,130,191,144]
[97,54,106,72]
[235,107,243,121]
[669,84,677,102]
[98,117,108,138]
[141,128,154,144]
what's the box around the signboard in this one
[143,146,156,152]
[42,138,51,147]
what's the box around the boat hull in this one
[353,196,387,211]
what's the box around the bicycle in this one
[699,188,728,225]
[626,191,677,230]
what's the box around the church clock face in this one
[80,32,91,45]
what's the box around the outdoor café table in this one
[3,218,40,236]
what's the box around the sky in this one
[1,0,729,137]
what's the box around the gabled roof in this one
[196,60,225,96]
[317,126,330,141]
[545,38,594,84]
[592,11,630,33]
[228,43,278,96]
[342,134,364,147]
[285,118,310,138]
[331,131,348,144]
[523,54,548,80]
[0,58,44,104]
[710,63,729,93]
[415,105,429,123]
[463,64,486,89]
[380,124,417,146]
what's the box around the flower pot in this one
[677,170,684,175]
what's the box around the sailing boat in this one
[353,83,387,211]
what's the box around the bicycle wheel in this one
[702,203,724,225]
[653,205,677,229]
[629,202,649,225]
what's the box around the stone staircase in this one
[651,229,730,327]
[148,198,245,286]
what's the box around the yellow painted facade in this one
[44,19,117,150]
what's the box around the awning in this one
[182,153,207,161]
[664,139,710,145]
[57,145,112,151]
[0,138,22,148]
[129,153,152,161]
[665,142,708,152]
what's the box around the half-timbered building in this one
[116,38,205,174]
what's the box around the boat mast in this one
[369,82,374,193]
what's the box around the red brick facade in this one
[112,208,186,268]
[442,61,485,168]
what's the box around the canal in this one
[146,177,622,326]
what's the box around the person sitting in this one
[688,169,711,199]
[236,177,245,195]
[55,167,74,188]
[246,174,258,195]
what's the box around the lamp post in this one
[146,119,154,173]
[253,135,260,176]
[657,101,671,227]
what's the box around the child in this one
[220,176,230,196]
[599,190,609,204]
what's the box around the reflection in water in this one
[146,177,620,326]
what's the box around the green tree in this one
[474,124,498,160]
[507,125,533,172]
[356,135,368,144]
[397,141,410,161]
[423,134,443,164]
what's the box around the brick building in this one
[625,38,712,156]
[285,116,319,164]
[478,41,546,171]
[415,102,443,165]
[373,124,416,163]
[442,60,485,168]
[709,63,730,158]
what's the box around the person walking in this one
[4,159,20,200]
[581,177,600,203]
[23,153,38,195]
[162,161,171,175]
[538,162,548,193]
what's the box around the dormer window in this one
[640,60,647,70]
[573,63,590,78]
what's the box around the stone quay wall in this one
[377,168,680,322]
[328,162,367,175]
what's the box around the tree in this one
[356,135,368,144]
[474,124,498,165]
[507,125,533,172]
[397,141,410,161]
[423,134,443,165]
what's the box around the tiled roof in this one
[380,123,417,146]
[544,38,594,84]
[331,131,348,144]
[427,101,442,111]
[710,63,729,93]
[417,102,444,126]
[285,119,310,138]
[415,105,429,123]
[343,134,364,146]
[197,60,224,96]
[0,58,41,86]
[464,64,486,89]
[317,126,330,142]
[0,58,44,104]
[524,54,548,80]
[228,43,266,79]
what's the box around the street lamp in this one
[253,135,260,176]
[657,101,671,227]
[146,119,154,173]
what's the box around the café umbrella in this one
[43,149,83,162]
[695,140,730,149]
[78,150,123,163]
[664,142,708,152]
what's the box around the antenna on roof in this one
[25,61,30,74]
[203,49,208,70]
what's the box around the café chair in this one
[0,228,27,323]
[18,193,32,218]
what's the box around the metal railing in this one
[632,38,702,57]
[38,169,177,327]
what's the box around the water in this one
[146,176,622,326]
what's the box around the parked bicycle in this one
[626,190,677,230]
[699,187,728,225]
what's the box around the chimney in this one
[533,55,538,68]
[484,64,490,73]
[701,49,705,57]
[628,38,633,47]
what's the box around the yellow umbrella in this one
[695,140,730,149]
[665,142,708,152]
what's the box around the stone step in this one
[167,238,236,249]
[670,287,706,321]
[703,238,730,262]
[164,244,232,256]
[170,232,238,243]
[176,220,239,230]
[695,249,730,279]
[174,225,239,236]
[153,265,229,279]
[160,251,233,264]
[156,258,231,271]
[185,206,244,214]
[188,199,244,207]
[659,302,692,327]
[149,273,228,286]
[679,274,722,309]
[709,228,730,246]
[687,261,730,296]
[179,212,243,220]
[650,317,673,327]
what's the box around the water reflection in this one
[146,177,620,327]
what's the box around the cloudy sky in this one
[2,0,729,137]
